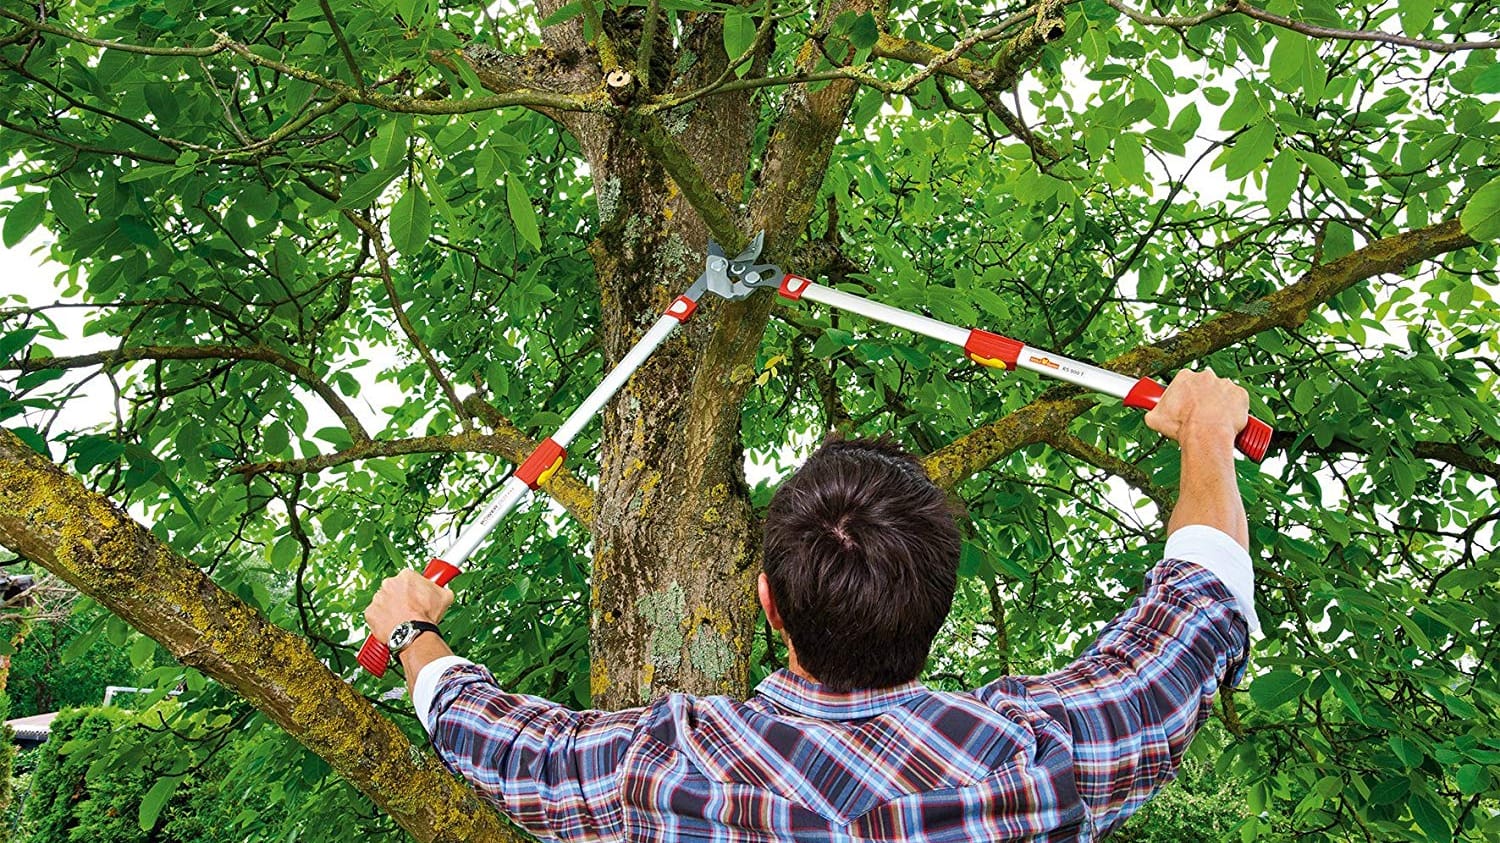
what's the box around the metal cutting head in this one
[701,232,782,301]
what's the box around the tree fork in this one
[0,429,522,843]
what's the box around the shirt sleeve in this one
[975,542,1252,835]
[1164,525,1260,635]
[413,655,473,732]
[425,662,641,842]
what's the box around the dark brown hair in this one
[762,436,962,690]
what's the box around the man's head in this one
[760,436,962,690]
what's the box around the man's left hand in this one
[365,569,455,644]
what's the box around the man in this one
[367,369,1257,841]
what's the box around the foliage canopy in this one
[1,0,1497,839]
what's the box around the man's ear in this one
[758,573,784,631]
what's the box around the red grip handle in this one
[357,636,391,677]
[357,558,462,677]
[422,557,461,586]
[1121,377,1273,463]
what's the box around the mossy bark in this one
[0,429,523,843]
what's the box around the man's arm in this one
[365,572,636,840]
[1148,368,1251,550]
[977,369,1256,834]
[365,569,460,713]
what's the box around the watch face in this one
[388,621,418,653]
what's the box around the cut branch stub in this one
[606,69,636,105]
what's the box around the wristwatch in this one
[386,620,442,660]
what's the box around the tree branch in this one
[1106,0,1500,52]
[0,7,225,55]
[10,345,372,444]
[987,0,1067,89]
[869,4,1065,158]
[923,218,1479,489]
[0,429,522,843]
[1281,432,1500,483]
[233,421,597,529]
[621,113,746,251]
[219,37,606,115]
[342,212,468,423]
[317,0,367,89]
[1047,431,1176,516]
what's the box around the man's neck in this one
[785,647,818,684]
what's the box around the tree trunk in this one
[580,59,765,709]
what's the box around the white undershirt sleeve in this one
[413,655,474,734]
[1164,524,1261,636]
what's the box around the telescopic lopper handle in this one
[356,558,462,677]
[353,306,693,681]
[1121,377,1273,463]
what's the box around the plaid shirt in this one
[425,556,1250,842]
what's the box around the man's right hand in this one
[1143,368,1249,448]
[1147,368,1251,550]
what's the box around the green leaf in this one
[372,119,410,169]
[271,534,301,566]
[848,12,879,50]
[1389,734,1424,767]
[1397,0,1435,37]
[3,192,46,248]
[1265,149,1299,216]
[851,90,884,129]
[1456,764,1490,794]
[402,0,431,24]
[0,327,39,361]
[71,434,125,473]
[539,1,582,26]
[263,421,289,456]
[390,186,431,255]
[723,12,754,62]
[1407,793,1449,841]
[811,332,844,358]
[1297,150,1351,202]
[1169,102,1201,140]
[1472,63,1500,94]
[1268,31,1308,90]
[139,776,179,831]
[155,470,203,527]
[1223,121,1275,180]
[118,215,161,248]
[341,160,403,208]
[48,180,87,230]
[505,175,541,250]
[1368,775,1409,805]
[10,427,48,454]
[1219,81,1261,131]
[313,426,354,449]
[1089,64,1133,81]
[1325,221,1355,262]
[1114,134,1145,184]
[1459,174,1500,242]
[129,634,155,669]
[143,82,179,127]
[1249,669,1307,709]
